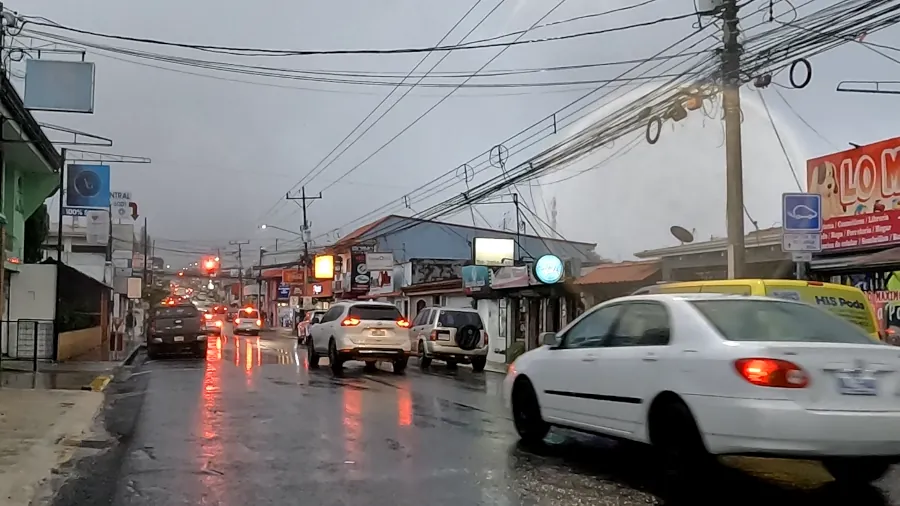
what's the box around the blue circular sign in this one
[534,255,563,284]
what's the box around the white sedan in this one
[504,293,900,484]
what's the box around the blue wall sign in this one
[277,283,291,300]
[66,164,111,209]
[534,255,563,284]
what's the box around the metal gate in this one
[3,319,54,361]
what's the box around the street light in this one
[259,223,304,237]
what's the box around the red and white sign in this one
[821,208,900,251]
[808,136,900,251]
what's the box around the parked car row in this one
[303,302,488,375]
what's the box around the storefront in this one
[464,254,579,364]
[806,136,900,339]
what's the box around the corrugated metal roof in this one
[575,260,660,285]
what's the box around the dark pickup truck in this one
[147,303,207,359]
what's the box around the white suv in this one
[410,307,488,372]
[307,302,411,375]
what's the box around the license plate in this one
[837,374,877,396]
[174,336,184,342]
[371,329,386,337]
[437,334,451,341]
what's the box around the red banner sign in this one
[822,208,900,251]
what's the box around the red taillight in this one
[341,317,360,327]
[734,358,809,388]
[234,318,241,324]
[806,281,824,286]
[204,314,212,320]
[396,319,410,328]
[483,331,489,346]
[256,319,262,326]
[429,330,438,341]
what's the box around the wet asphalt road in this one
[52,326,900,505]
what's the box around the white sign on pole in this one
[85,210,110,245]
[127,277,143,299]
[132,252,145,270]
[791,252,813,262]
[782,232,822,252]
[110,191,132,220]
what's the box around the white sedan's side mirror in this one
[540,332,558,347]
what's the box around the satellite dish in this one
[670,225,695,244]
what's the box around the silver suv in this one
[409,307,488,372]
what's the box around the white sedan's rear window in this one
[690,299,877,345]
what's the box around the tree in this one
[23,203,49,264]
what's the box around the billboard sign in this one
[365,252,393,271]
[24,60,96,113]
[473,237,515,267]
[313,255,334,279]
[66,164,110,209]
[807,137,900,252]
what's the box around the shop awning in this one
[811,247,900,272]
[402,279,463,296]
[575,260,660,286]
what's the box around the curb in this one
[83,375,112,392]
[81,344,144,392]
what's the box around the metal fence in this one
[2,319,55,369]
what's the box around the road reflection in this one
[197,335,228,505]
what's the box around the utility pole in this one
[721,0,746,279]
[286,186,322,267]
[257,247,266,312]
[142,217,149,292]
[512,193,521,262]
[229,240,249,305]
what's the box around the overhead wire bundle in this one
[347,0,900,241]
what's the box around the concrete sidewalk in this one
[0,340,142,391]
[0,388,104,506]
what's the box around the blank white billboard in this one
[24,59,96,113]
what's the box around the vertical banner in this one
[350,250,369,293]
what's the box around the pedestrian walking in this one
[112,317,125,352]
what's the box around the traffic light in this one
[201,257,219,276]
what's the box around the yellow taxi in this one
[634,279,879,339]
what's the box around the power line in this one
[307,20,723,242]
[21,28,714,82]
[309,0,574,195]
[19,9,710,57]
[260,0,501,223]
[771,86,839,149]
[756,87,802,190]
[354,0,900,241]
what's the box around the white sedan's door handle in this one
[581,355,597,362]
[643,353,658,362]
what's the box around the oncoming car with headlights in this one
[504,293,900,485]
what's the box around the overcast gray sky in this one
[10,0,900,265]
